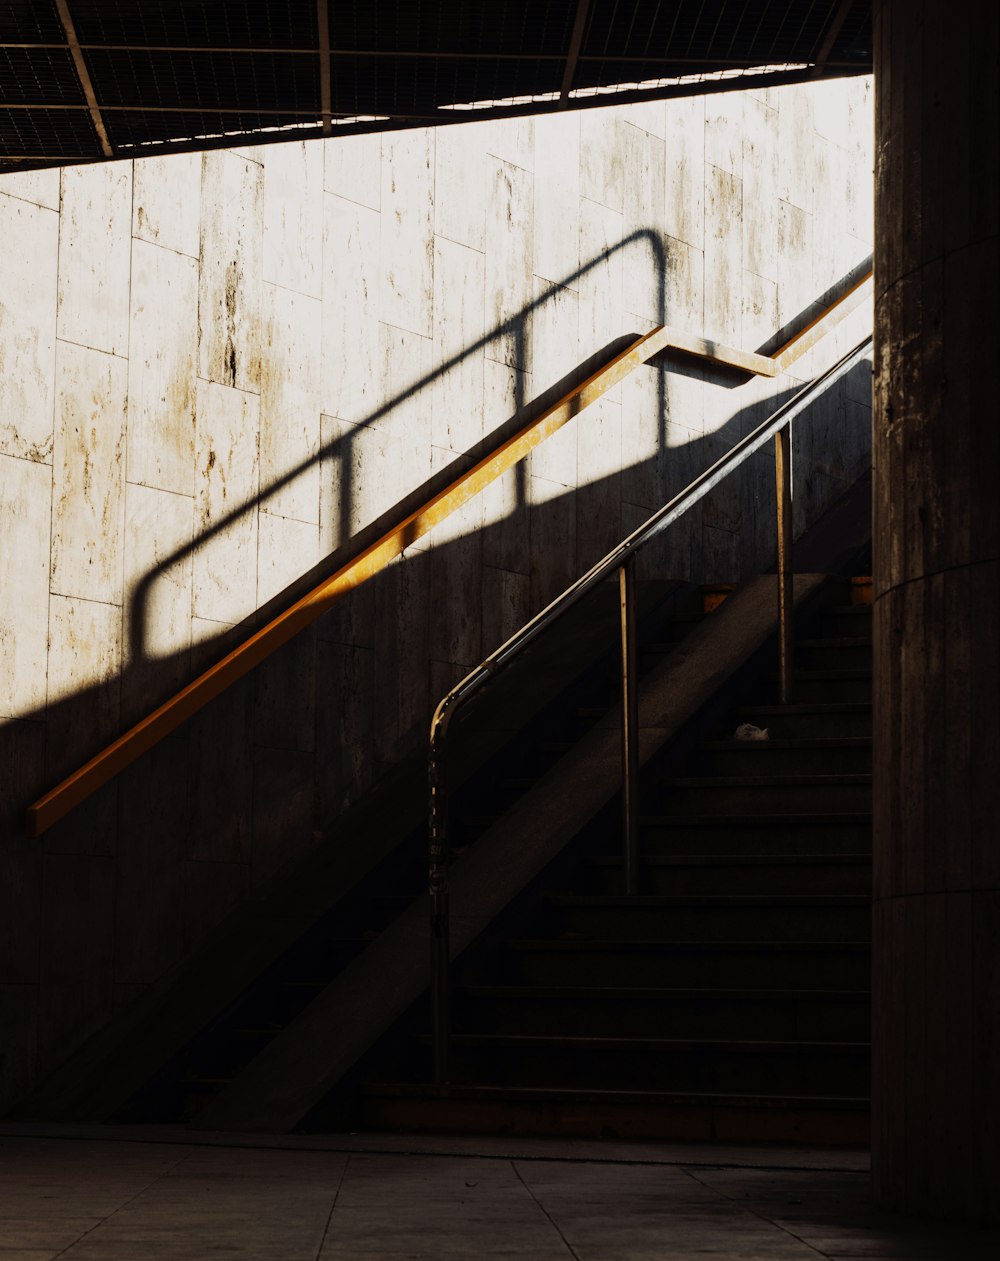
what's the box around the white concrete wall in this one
[0,78,873,1109]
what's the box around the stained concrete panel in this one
[485,158,535,373]
[115,739,189,983]
[0,166,60,210]
[428,446,482,667]
[323,133,381,210]
[380,130,435,337]
[623,125,666,322]
[480,360,531,573]
[578,198,624,387]
[706,94,745,179]
[742,97,780,284]
[482,564,531,652]
[257,510,320,609]
[434,123,489,253]
[121,483,193,724]
[776,84,816,214]
[198,152,263,393]
[56,164,132,357]
[528,280,579,487]
[259,284,322,524]
[575,395,622,567]
[320,194,380,425]
[0,723,44,987]
[0,455,51,720]
[484,114,535,172]
[580,112,627,214]
[45,595,122,777]
[0,194,58,462]
[251,744,315,886]
[262,142,324,299]
[704,165,744,347]
[132,153,202,258]
[192,381,260,626]
[534,113,581,287]
[38,852,115,1075]
[663,95,706,250]
[126,240,199,497]
[430,237,486,456]
[366,324,432,532]
[50,342,127,605]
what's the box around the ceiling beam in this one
[811,0,856,76]
[560,0,592,105]
[317,0,332,135]
[53,0,112,157]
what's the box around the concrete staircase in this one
[359,584,872,1144]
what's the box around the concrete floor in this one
[1,1127,997,1260]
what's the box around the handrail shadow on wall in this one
[21,241,872,837]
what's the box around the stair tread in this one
[420,1033,869,1052]
[664,773,872,787]
[584,853,871,867]
[701,737,871,750]
[546,893,869,907]
[738,703,871,715]
[779,667,872,679]
[506,938,870,952]
[362,1082,870,1109]
[797,637,872,648]
[640,812,871,826]
[459,984,871,1001]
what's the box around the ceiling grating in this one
[0,0,872,171]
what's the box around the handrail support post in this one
[428,745,450,1085]
[619,559,640,895]
[775,424,794,705]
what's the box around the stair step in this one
[656,774,872,815]
[580,852,871,895]
[795,638,872,670]
[359,1083,870,1145]
[455,985,871,1040]
[544,893,870,942]
[496,939,871,989]
[735,703,871,739]
[820,605,873,638]
[697,737,871,776]
[410,1034,869,1095]
[772,669,872,702]
[637,812,872,854]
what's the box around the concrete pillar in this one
[872,0,1000,1221]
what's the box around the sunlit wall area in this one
[0,77,872,1112]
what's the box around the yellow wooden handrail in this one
[25,267,872,836]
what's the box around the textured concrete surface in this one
[0,1131,997,1260]
[871,0,1000,1221]
[0,79,874,1115]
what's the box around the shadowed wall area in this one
[0,78,873,1113]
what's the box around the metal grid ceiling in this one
[0,1,872,171]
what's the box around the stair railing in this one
[24,260,870,838]
[426,332,873,1084]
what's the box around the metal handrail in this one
[25,261,870,837]
[427,332,873,1083]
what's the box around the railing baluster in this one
[428,733,450,1085]
[426,337,870,1091]
[619,560,640,895]
[775,424,794,705]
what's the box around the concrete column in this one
[872,0,999,1221]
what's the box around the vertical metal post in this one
[619,559,640,895]
[428,736,450,1084]
[775,425,794,705]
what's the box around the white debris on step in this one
[734,722,769,741]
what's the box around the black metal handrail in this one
[426,332,873,1083]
